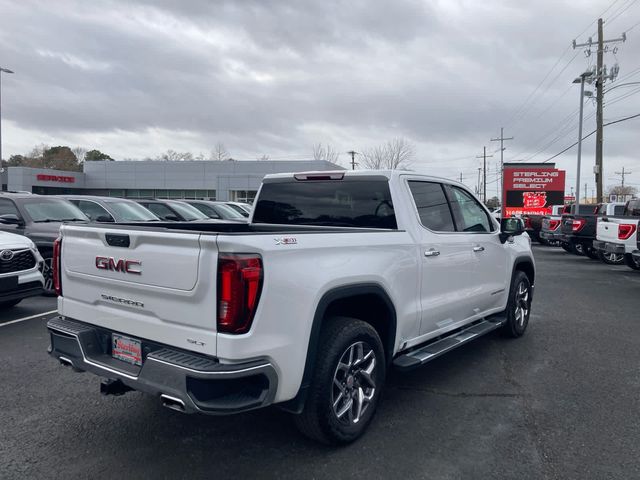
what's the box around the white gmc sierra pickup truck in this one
[48,170,535,444]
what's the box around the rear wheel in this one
[573,243,585,256]
[561,243,573,253]
[598,251,625,265]
[294,317,385,444]
[501,271,532,338]
[624,253,640,271]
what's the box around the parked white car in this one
[47,170,535,444]
[0,231,45,308]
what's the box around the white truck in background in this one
[47,170,535,444]
[593,198,640,269]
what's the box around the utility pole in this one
[584,183,587,203]
[615,166,631,188]
[476,147,493,204]
[459,172,463,183]
[573,19,626,203]
[347,150,358,170]
[490,127,513,208]
[476,168,482,196]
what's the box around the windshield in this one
[24,200,88,222]
[167,201,209,221]
[108,201,159,221]
[213,203,245,219]
[227,203,250,217]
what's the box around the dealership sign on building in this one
[502,163,566,216]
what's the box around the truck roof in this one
[263,169,463,185]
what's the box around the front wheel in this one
[501,271,532,338]
[39,251,56,296]
[624,253,640,271]
[294,317,385,445]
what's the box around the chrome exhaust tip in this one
[160,394,186,413]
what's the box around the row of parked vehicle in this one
[523,198,640,270]
[0,192,253,306]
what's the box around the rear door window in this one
[253,180,397,229]
[408,181,455,232]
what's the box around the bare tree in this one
[361,138,415,170]
[257,154,270,161]
[72,146,87,164]
[312,143,340,163]
[212,142,230,161]
[156,149,194,161]
[606,185,638,197]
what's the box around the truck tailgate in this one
[596,218,622,243]
[58,225,219,356]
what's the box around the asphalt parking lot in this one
[1,245,639,480]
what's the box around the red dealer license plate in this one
[112,334,142,366]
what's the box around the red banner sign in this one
[36,174,76,183]
[503,167,566,216]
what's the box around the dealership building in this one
[1,159,342,202]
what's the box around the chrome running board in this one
[393,316,506,371]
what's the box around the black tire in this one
[624,253,640,271]
[561,243,572,253]
[39,249,56,296]
[597,250,625,265]
[294,317,386,445]
[501,271,532,338]
[573,243,585,256]
[0,299,21,309]
[585,246,599,260]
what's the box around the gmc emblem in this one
[95,256,142,274]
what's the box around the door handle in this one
[473,246,485,252]
[424,249,440,257]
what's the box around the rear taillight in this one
[618,224,637,240]
[53,236,62,296]
[217,254,263,334]
[549,219,561,231]
[572,219,586,232]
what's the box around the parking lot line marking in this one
[0,309,58,328]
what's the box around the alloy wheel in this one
[332,341,377,425]
[514,281,530,328]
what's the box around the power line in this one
[542,111,640,162]
[606,0,639,25]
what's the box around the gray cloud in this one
[0,0,639,188]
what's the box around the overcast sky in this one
[1,0,639,194]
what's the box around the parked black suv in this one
[0,193,88,293]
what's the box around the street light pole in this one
[573,71,592,211]
[0,67,15,164]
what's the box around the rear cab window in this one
[407,181,455,232]
[252,179,397,229]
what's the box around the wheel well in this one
[515,260,535,285]
[324,293,395,363]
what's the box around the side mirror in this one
[499,217,525,243]
[0,214,23,225]
[95,215,115,223]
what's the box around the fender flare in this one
[512,255,536,299]
[278,283,397,414]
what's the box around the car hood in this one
[0,230,36,249]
